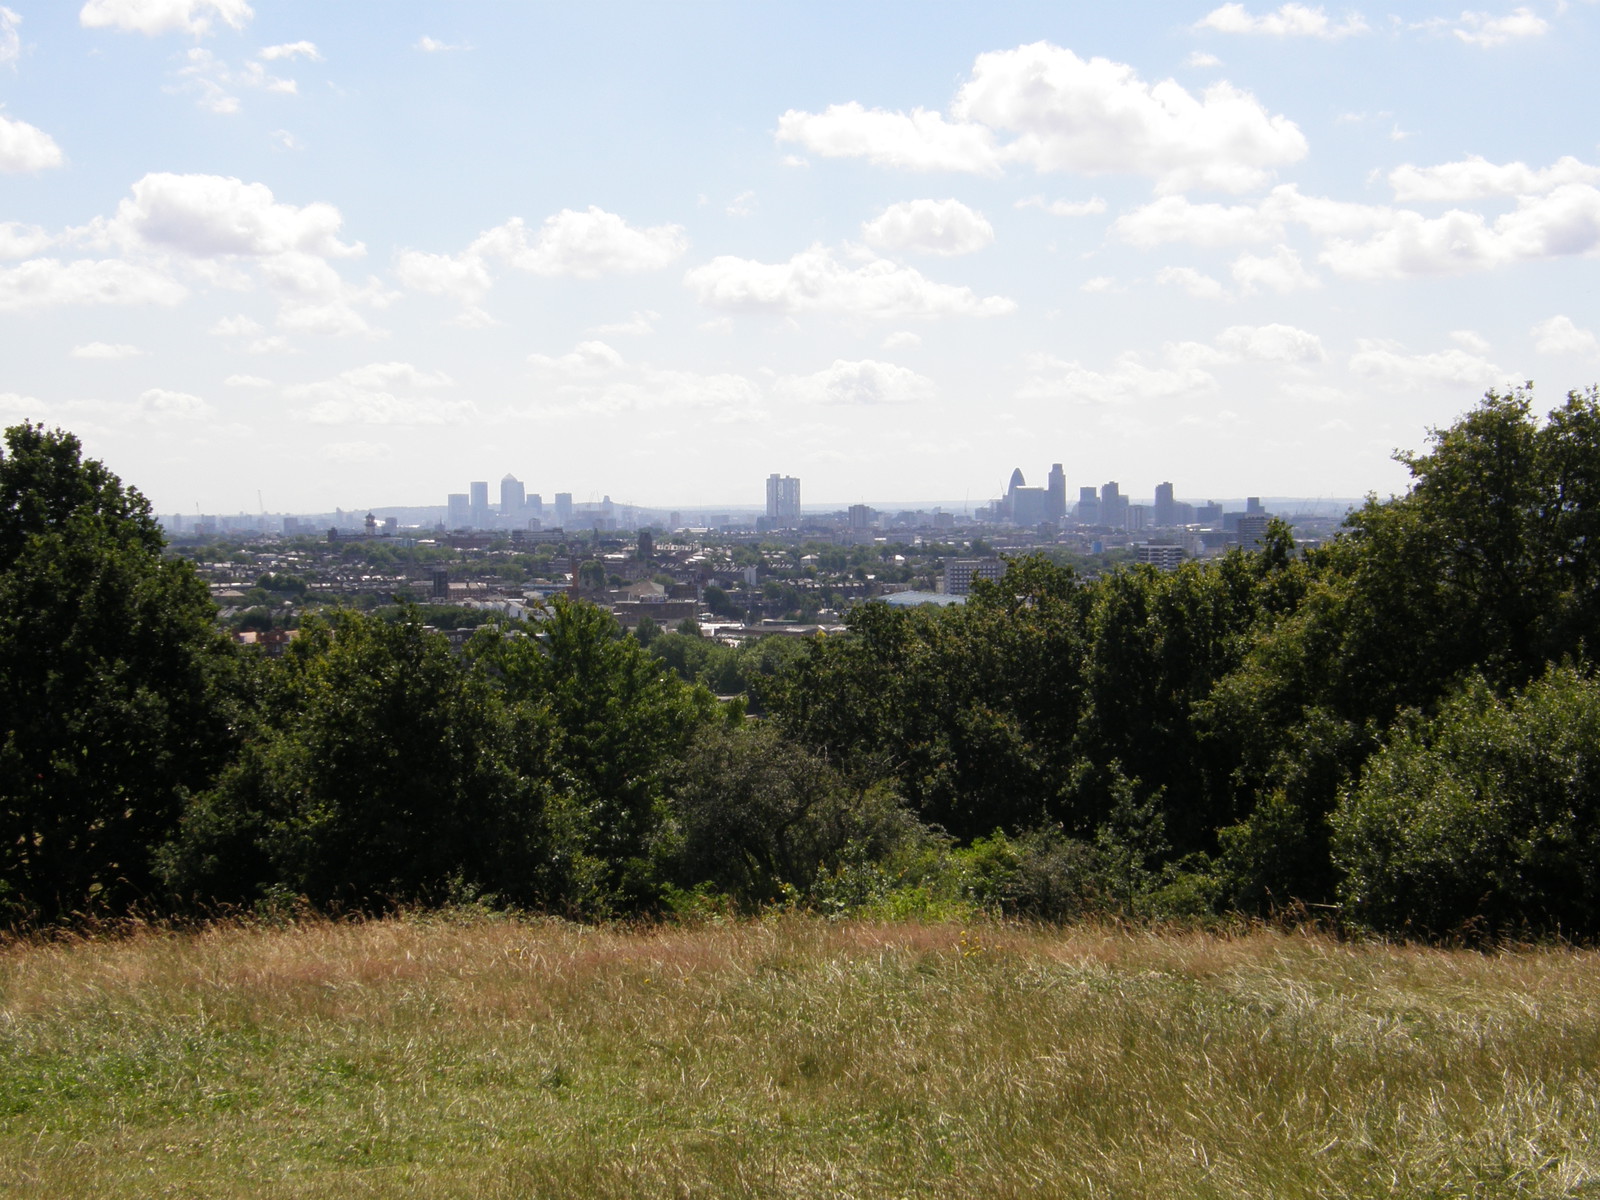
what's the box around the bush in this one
[1332,665,1600,936]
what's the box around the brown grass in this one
[3,914,1599,1197]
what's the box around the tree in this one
[0,424,236,923]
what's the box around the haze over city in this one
[1,1,1597,514]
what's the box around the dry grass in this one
[3,914,1599,1198]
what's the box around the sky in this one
[1,0,1597,515]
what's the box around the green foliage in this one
[1333,665,1600,935]
[0,424,237,924]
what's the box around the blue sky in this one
[1,1,1597,514]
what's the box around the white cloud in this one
[1114,194,1275,248]
[1018,350,1218,404]
[1186,51,1223,67]
[590,310,659,336]
[0,221,51,258]
[286,362,471,426]
[0,114,65,172]
[210,314,262,337]
[108,172,362,259]
[136,387,211,420]
[1155,265,1227,299]
[862,198,994,256]
[1195,4,1369,38]
[684,244,1015,319]
[71,341,146,358]
[1348,338,1509,389]
[224,373,271,387]
[1214,322,1326,362]
[416,36,469,53]
[773,359,936,407]
[168,47,300,114]
[1015,195,1107,217]
[882,329,923,349]
[726,190,757,218]
[0,6,20,65]
[775,102,1003,174]
[469,207,686,278]
[778,42,1306,193]
[1389,155,1600,202]
[1451,7,1548,46]
[79,0,252,36]
[1450,329,1492,354]
[0,258,186,312]
[528,340,626,376]
[1532,315,1599,356]
[259,40,319,61]
[270,129,303,151]
[393,248,493,303]
[1080,275,1116,292]
[1320,184,1600,278]
[1231,244,1318,292]
[275,300,381,338]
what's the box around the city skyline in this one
[3,2,1597,512]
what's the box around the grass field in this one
[2,914,1599,1198]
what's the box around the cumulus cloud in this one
[471,208,687,277]
[528,340,626,376]
[1450,7,1548,47]
[106,172,361,259]
[590,310,659,336]
[259,40,319,61]
[416,35,469,52]
[1214,322,1326,362]
[1532,315,1599,356]
[136,387,211,420]
[1194,4,1369,38]
[861,198,994,256]
[882,329,923,349]
[1186,51,1223,67]
[684,244,1015,319]
[286,362,471,426]
[1156,265,1227,299]
[0,114,64,172]
[167,47,302,114]
[726,190,757,218]
[772,359,936,407]
[0,6,20,65]
[516,340,761,422]
[1348,337,1509,389]
[1113,185,1389,248]
[1320,184,1600,278]
[71,341,146,358]
[778,41,1306,193]
[0,222,51,258]
[1018,350,1219,405]
[1015,195,1107,217]
[0,258,187,312]
[1231,244,1318,293]
[79,0,253,36]
[1389,155,1600,202]
[392,248,494,303]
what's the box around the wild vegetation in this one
[5,914,1600,1199]
[3,385,1600,937]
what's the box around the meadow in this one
[3,914,1598,1198]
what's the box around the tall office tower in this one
[1100,481,1129,529]
[528,493,543,518]
[500,473,525,515]
[447,493,470,528]
[1153,481,1176,527]
[1246,496,1263,514]
[766,473,801,524]
[1076,485,1100,525]
[1046,463,1067,521]
[848,504,875,531]
[469,481,490,528]
[554,492,573,527]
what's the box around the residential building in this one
[945,557,1006,595]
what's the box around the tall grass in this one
[3,914,1598,1198]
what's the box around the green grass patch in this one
[3,914,1599,1197]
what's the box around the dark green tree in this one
[0,424,236,923]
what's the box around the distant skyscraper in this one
[469,481,490,528]
[1076,486,1100,526]
[1100,481,1129,529]
[554,492,572,527]
[1047,463,1067,521]
[766,474,801,524]
[447,493,470,528]
[528,493,543,517]
[500,473,525,515]
[1154,481,1176,527]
